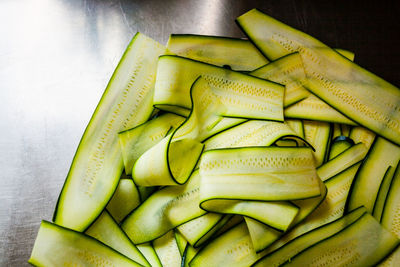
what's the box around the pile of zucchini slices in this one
[30,9,400,267]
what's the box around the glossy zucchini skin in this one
[53,33,167,231]
[237,9,400,146]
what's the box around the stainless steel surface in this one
[0,0,399,265]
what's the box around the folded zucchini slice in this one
[29,221,141,266]
[373,164,397,222]
[237,9,400,145]
[282,213,399,266]
[153,55,284,120]
[166,34,268,71]
[153,230,182,267]
[303,120,331,166]
[118,113,185,175]
[53,33,167,231]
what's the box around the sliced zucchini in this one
[347,137,400,213]
[122,171,205,244]
[334,48,355,61]
[349,126,376,150]
[303,120,331,166]
[29,221,141,266]
[253,206,366,267]
[153,230,182,267]
[328,136,354,160]
[153,55,285,120]
[85,210,149,266]
[200,146,321,202]
[174,231,188,256]
[262,163,361,255]
[204,120,304,151]
[250,52,309,107]
[53,33,167,231]
[373,164,397,222]
[119,113,185,175]
[137,243,162,267]
[237,9,400,145]
[189,223,259,267]
[316,142,368,181]
[282,213,399,266]
[166,34,268,71]
[285,119,304,139]
[106,178,141,223]
[182,244,199,267]
[381,160,400,232]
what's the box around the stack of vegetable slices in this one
[29,8,400,267]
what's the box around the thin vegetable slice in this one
[253,206,367,267]
[282,213,399,267]
[166,34,268,71]
[53,33,167,231]
[85,210,149,266]
[153,230,182,267]
[347,137,400,213]
[349,126,376,150]
[328,136,354,160]
[303,120,331,166]
[29,221,141,267]
[237,9,400,145]
[122,171,205,244]
[106,178,141,223]
[250,52,309,107]
[137,243,162,267]
[373,164,397,222]
[119,113,185,175]
[153,55,284,120]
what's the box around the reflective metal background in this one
[1,0,399,265]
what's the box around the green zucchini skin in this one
[53,33,166,231]
[281,213,400,267]
[167,34,268,71]
[29,221,141,267]
[373,164,397,222]
[237,9,400,145]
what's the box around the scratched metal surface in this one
[0,0,399,265]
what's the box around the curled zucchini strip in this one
[153,55,284,120]
[118,113,185,175]
[133,75,284,186]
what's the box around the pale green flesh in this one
[54,33,167,231]
[137,243,162,267]
[285,94,357,125]
[29,221,141,267]
[200,147,321,202]
[190,223,259,267]
[118,113,185,175]
[153,55,284,121]
[285,119,304,139]
[153,230,182,267]
[183,245,199,267]
[381,162,400,233]
[166,34,269,71]
[282,213,400,267]
[347,137,400,213]
[250,52,309,107]
[328,139,353,160]
[317,143,368,181]
[253,207,366,267]
[122,171,205,244]
[303,120,331,167]
[373,165,396,222]
[262,163,361,256]
[204,120,301,151]
[106,178,141,223]
[174,231,188,256]
[349,126,376,149]
[237,9,400,145]
[177,213,224,247]
[85,211,149,266]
